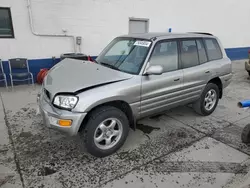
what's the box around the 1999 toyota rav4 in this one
[38,32,232,157]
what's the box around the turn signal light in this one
[57,119,72,127]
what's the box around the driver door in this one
[140,40,184,118]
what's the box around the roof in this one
[119,32,214,40]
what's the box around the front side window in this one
[180,40,199,69]
[96,38,151,74]
[204,38,222,61]
[150,40,178,73]
[0,7,14,38]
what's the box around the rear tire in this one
[80,106,129,158]
[193,83,219,116]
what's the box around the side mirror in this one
[144,65,163,75]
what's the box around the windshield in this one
[96,37,152,74]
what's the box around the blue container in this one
[238,100,250,108]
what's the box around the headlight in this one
[53,95,78,109]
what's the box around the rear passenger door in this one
[180,38,212,102]
[140,40,183,118]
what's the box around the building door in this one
[129,18,149,34]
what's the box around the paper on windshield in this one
[134,41,151,47]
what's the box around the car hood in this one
[44,58,133,97]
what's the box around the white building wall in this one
[0,0,250,60]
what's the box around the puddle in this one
[136,123,160,134]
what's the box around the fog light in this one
[57,119,72,127]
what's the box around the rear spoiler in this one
[188,32,213,36]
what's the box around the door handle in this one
[205,71,210,73]
[174,78,180,81]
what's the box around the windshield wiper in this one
[100,62,119,70]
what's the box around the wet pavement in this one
[1,60,250,188]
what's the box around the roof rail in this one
[188,32,213,36]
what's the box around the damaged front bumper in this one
[37,90,87,136]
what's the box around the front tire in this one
[80,106,129,158]
[193,83,219,116]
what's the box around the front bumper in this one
[38,92,87,136]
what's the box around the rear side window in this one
[150,40,178,73]
[204,38,222,61]
[196,39,208,64]
[180,40,199,69]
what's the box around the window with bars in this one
[0,7,14,38]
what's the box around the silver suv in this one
[38,32,232,157]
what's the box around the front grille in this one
[44,89,51,100]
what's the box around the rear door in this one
[140,40,184,118]
[180,38,212,102]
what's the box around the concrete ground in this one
[1,60,250,188]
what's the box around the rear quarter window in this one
[204,38,222,61]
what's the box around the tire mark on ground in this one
[212,124,250,155]
[166,114,250,156]
[100,113,250,187]
[146,161,248,174]
[97,134,207,188]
